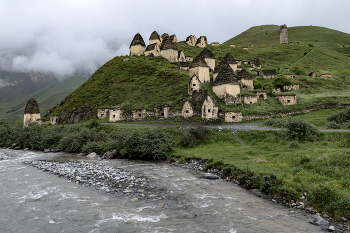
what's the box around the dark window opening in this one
[208,109,211,113]
[250,102,252,104]
[191,88,193,91]
[234,101,236,103]
[161,113,164,116]
[113,115,115,118]
[100,114,103,117]
[186,110,189,113]
[138,114,141,117]
[232,116,235,119]
[287,100,290,103]
[193,84,196,86]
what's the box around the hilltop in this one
[46,25,350,123]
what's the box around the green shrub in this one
[264,118,286,128]
[59,127,94,153]
[81,141,106,155]
[326,121,342,129]
[291,66,306,75]
[119,128,174,160]
[272,75,292,89]
[289,141,299,148]
[178,126,212,147]
[253,78,263,89]
[327,108,350,124]
[260,174,279,194]
[41,127,64,149]
[285,117,320,142]
[309,184,339,214]
[86,119,99,129]
[278,186,298,202]
[222,166,232,176]
[0,123,23,147]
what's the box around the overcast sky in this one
[0,0,349,78]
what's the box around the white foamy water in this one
[0,149,325,233]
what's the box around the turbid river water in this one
[0,148,325,233]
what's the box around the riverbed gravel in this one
[23,160,161,200]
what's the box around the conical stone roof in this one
[190,55,208,68]
[222,53,236,64]
[145,43,158,51]
[199,48,215,59]
[130,33,146,48]
[214,60,233,74]
[160,38,177,50]
[213,65,239,86]
[161,33,169,40]
[149,31,160,40]
[251,58,260,67]
[24,98,40,114]
[237,69,253,80]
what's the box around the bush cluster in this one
[271,75,292,90]
[265,117,320,142]
[327,108,350,129]
[177,126,212,147]
[285,117,320,142]
[264,118,286,128]
[0,123,174,161]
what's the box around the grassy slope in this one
[0,75,86,122]
[51,56,190,120]
[49,25,350,121]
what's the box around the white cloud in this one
[0,0,349,78]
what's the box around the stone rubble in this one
[23,160,160,200]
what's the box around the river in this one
[0,149,324,233]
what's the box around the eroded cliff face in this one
[57,108,94,124]
[0,70,55,86]
[29,71,55,82]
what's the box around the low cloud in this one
[0,0,349,79]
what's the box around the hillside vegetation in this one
[0,75,86,122]
[49,25,350,122]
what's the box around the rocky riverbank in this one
[23,160,170,202]
[169,158,350,232]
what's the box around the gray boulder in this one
[51,147,60,153]
[202,173,219,179]
[87,152,98,158]
[310,215,329,226]
[103,150,116,159]
[44,149,51,153]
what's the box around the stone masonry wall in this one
[242,103,350,121]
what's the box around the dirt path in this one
[102,122,350,132]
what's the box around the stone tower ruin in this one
[23,98,41,126]
[280,24,288,44]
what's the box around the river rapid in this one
[0,149,324,233]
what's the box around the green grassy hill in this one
[225,25,350,48]
[0,75,86,122]
[48,25,350,122]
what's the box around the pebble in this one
[328,226,335,231]
[0,153,12,160]
[170,159,206,171]
[23,160,150,199]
